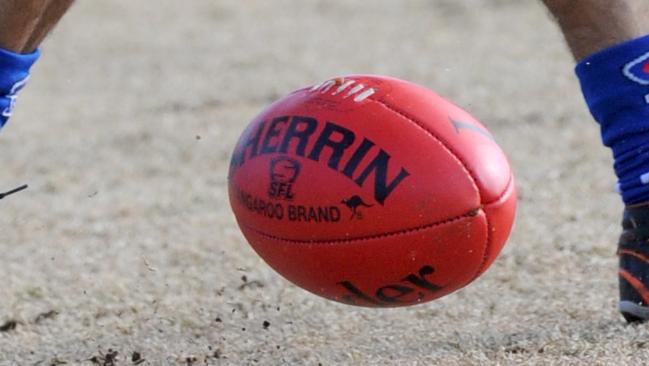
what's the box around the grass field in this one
[2,1,649,365]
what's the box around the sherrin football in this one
[228,74,516,307]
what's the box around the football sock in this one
[0,47,40,131]
[576,34,649,205]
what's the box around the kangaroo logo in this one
[341,195,373,219]
[268,156,301,200]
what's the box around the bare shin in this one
[543,0,649,60]
[0,0,74,53]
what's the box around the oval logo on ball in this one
[228,74,516,307]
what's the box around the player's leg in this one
[0,0,75,130]
[0,0,74,53]
[23,0,75,53]
[0,0,45,52]
[542,0,649,322]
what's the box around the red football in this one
[228,75,516,307]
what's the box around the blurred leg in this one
[0,0,74,53]
[24,0,75,52]
[0,0,48,52]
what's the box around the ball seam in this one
[238,208,482,245]
[367,97,482,202]
[369,96,513,284]
[472,174,515,279]
[482,173,514,206]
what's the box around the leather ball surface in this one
[228,75,516,307]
